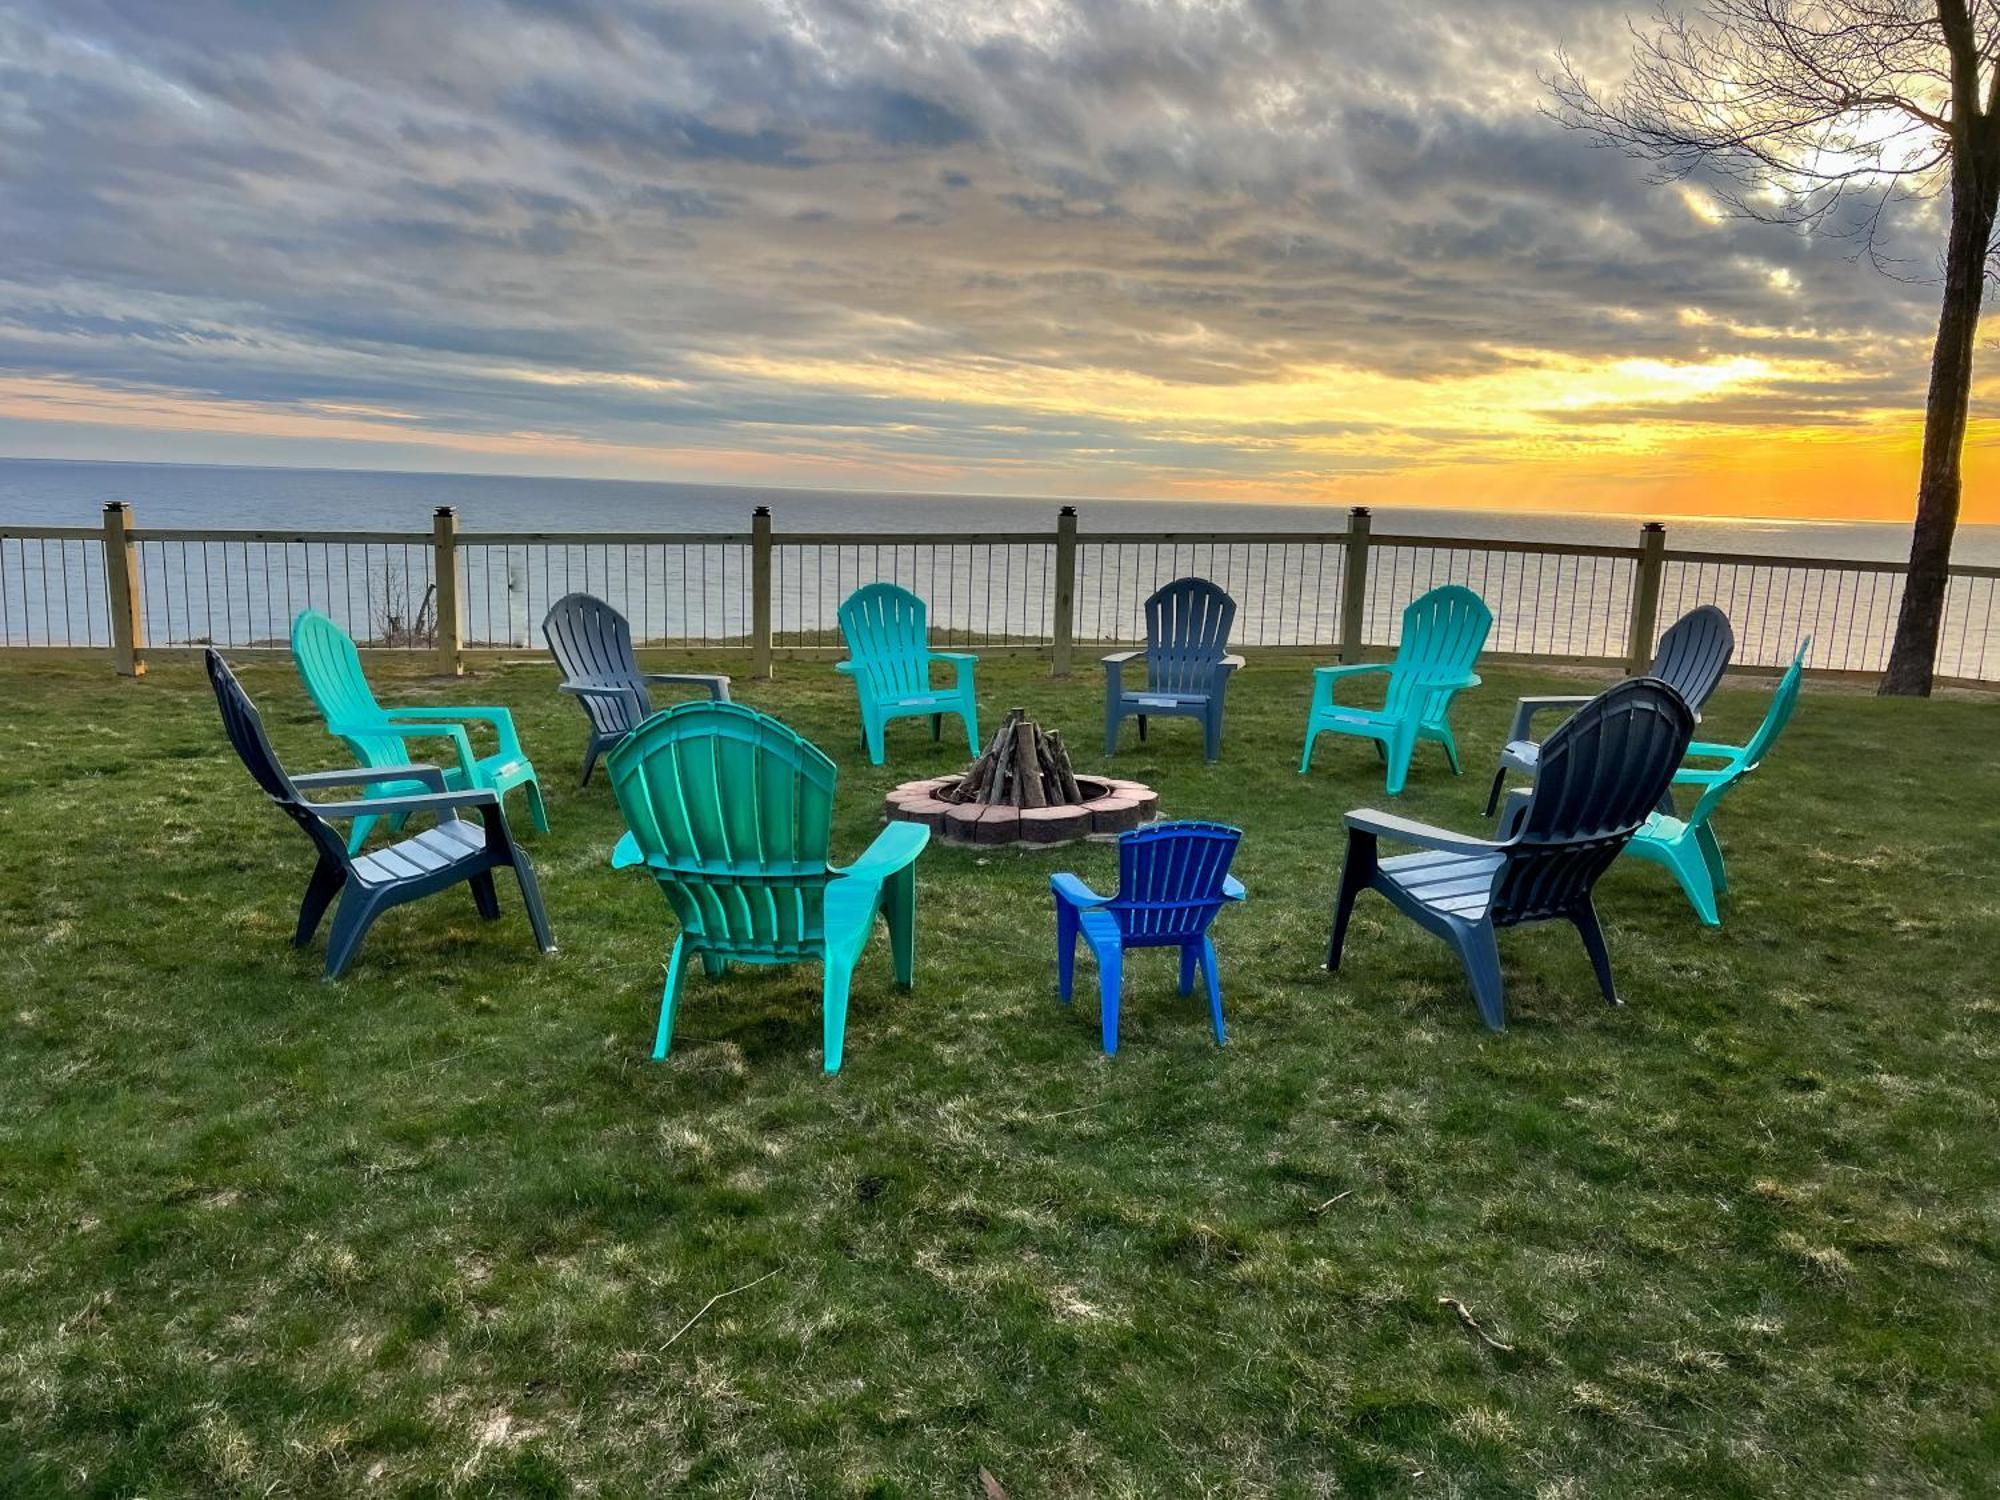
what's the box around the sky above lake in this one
[1,0,1993,521]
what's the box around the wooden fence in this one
[3,503,1996,686]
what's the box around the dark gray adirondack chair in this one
[1330,677,1695,1031]
[1103,577,1244,763]
[1486,604,1731,815]
[542,593,731,786]
[206,649,554,978]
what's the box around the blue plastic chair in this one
[541,592,730,787]
[1301,585,1491,795]
[1487,604,1734,815]
[1052,820,1247,1053]
[1102,578,1245,763]
[1623,639,1808,924]
[1328,678,1694,1031]
[835,583,980,766]
[206,649,553,979]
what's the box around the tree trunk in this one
[1880,153,1998,694]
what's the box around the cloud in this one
[0,0,1972,515]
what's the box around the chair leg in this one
[653,935,689,1060]
[1200,936,1226,1045]
[345,814,377,856]
[1202,706,1223,764]
[1056,901,1079,1002]
[1438,721,1463,775]
[522,777,550,834]
[1483,765,1508,818]
[962,699,981,758]
[864,719,886,767]
[1666,839,1722,926]
[578,740,601,789]
[323,889,385,979]
[1097,941,1124,1055]
[822,956,857,1074]
[1178,943,1197,996]
[931,712,943,742]
[509,853,555,953]
[1383,723,1419,797]
[1104,699,1121,758]
[1695,821,1728,895]
[294,856,344,947]
[1570,901,1620,1006]
[1326,835,1376,970]
[469,869,501,921]
[886,865,916,987]
[701,953,729,978]
[1136,714,1148,742]
[1449,921,1508,1032]
[1299,721,1317,774]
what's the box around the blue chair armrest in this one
[1222,875,1246,902]
[1100,651,1142,668]
[309,787,501,822]
[1345,807,1497,856]
[1506,694,1590,741]
[643,672,731,702]
[1050,871,1108,909]
[836,820,930,883]
[291,763,448,793]
[1220,654,1246,673]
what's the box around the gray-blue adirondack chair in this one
[1103,577,1244,763]
[206,649,554,979]
[541,593,731,787]
[1328,677,1694,1031]
[1486,604,1733,816]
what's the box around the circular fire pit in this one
[884,707,1159,846]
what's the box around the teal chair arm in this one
[610,830,644,869]
[382,704,523,759]
[833,660,859,675]
[836,820,930,884]
[292,763,448,793]
[335,717,478,774]
[1684,738,1748,762]
[1345,807,1498,857]
[1223,875,1246,902]
[1050,871,1108,910]
[1312,661,1387,710]
[930,650,977,664]
[929,650,977,688]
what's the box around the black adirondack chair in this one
[1330,677,1695,1031]
[1103,577,1245,763]
[1486,604,1732,815]
[206,649,554,978]
[542,593,732,786]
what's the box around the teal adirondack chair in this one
[1622,640,1810,924]
[291,609,547,853]
[607,700,929,1074]
[835,583,979,766]
[1300,585,1492,795]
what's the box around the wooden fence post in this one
[1628,521,1666,674]
[432,506,463,675]
[751,505,773,677]
[1339,506,1372,663]
[102,501,145,677]
[1051,505,1078,676]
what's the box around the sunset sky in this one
[1,0,1994,522]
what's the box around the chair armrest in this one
[333,717,478,773]
[1222,875,1246,902]
[309,787,500,821]
[833,660,859,677]
[930,651,978,664]
[1506,694,1591,742]
[1051,871,1108,909]
[1314,663,1389,682]
[1100,651,1142,667]
[1220,654,1245,673]
[611,831,645,869]
[1670,765,1731,789]
[1683,739,1747,762]
[836,820,930,884]
[382,703,522,757]
[643,672,731,702]
[1344,807,1497,856]
[291,763,448,793]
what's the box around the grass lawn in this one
[1,650,1996,1497]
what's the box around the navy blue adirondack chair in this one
[542,593,732,787]
[206,649,554,979]
[1053,820,1247,1053]
[1487,604,1732,815]
[1103,578,1244,763]
[1329,677,1694,1031]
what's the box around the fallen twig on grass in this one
[979,1467,1010,1499]
[1028,1102,1109,1122]
[1308,1190,1354,1216]
[1439,1296,1515,1352]
[660,1269,780,1353]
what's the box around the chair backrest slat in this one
[1684,639,1809,828]
[1493,677,1694,925]
[608,702,838,957]
[838,584,932,700]
[205,648,352,870]
[1142,578,1236,696]
[291,610,406,767]
[543,593,647,736]
[1650,605,1735,715]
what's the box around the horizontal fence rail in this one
[3,504,1996,687]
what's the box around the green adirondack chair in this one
[608,700,929,1074]
[1621,639,1810,925]
[835,583,980,766]
[1300,585,1492,795]
[291,609,547,853]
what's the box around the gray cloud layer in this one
[0,0,1953,485]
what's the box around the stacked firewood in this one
[942,707,1083,808]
